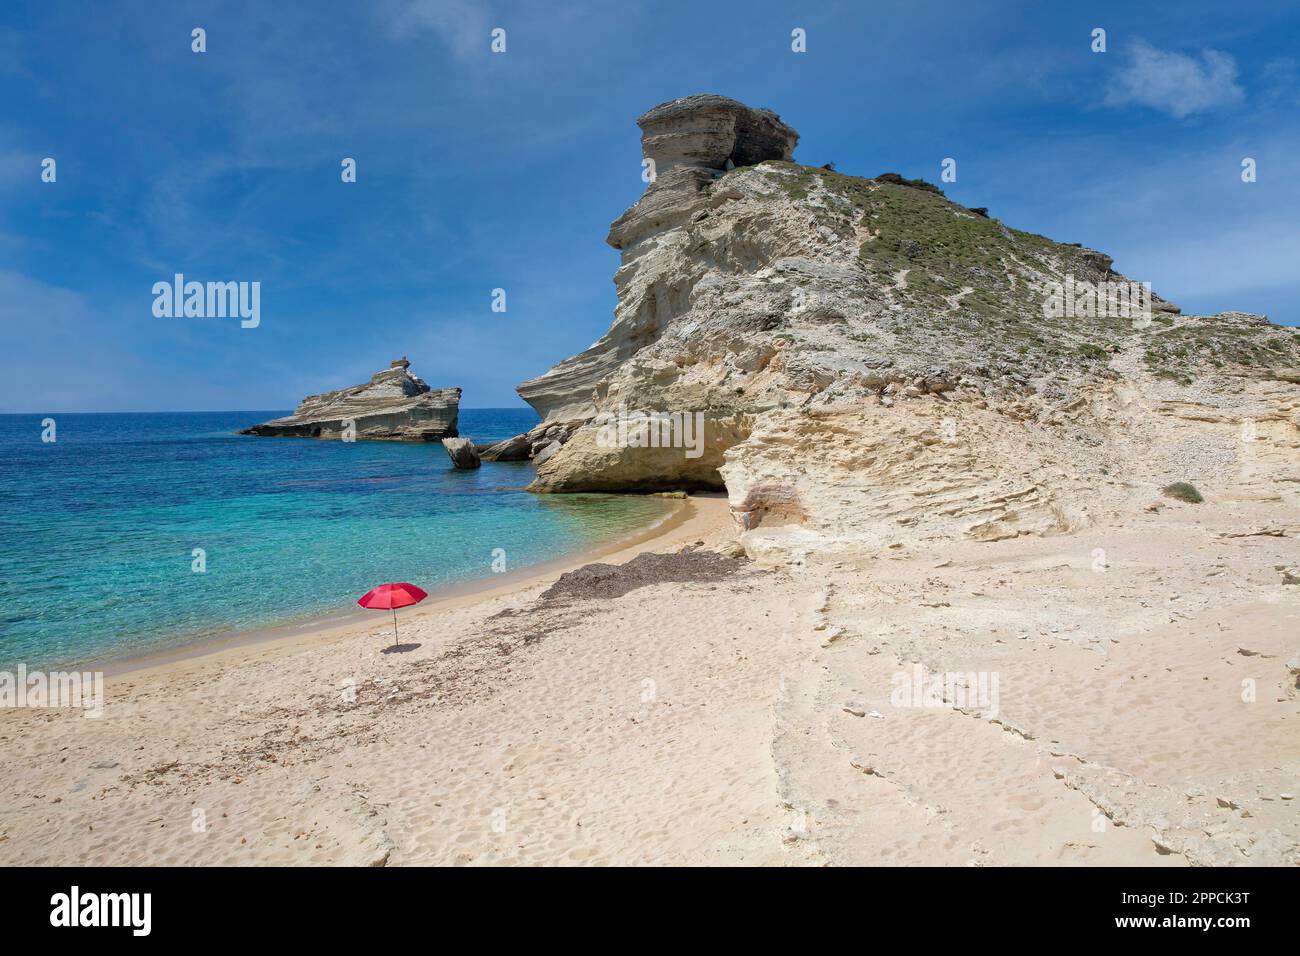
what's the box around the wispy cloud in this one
[1105,39,1245,119]
[1261,57,1300,107]
[375,0,491,58]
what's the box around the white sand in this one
[0,494,1296,866]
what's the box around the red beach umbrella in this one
[357,582,428,649]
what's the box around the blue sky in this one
[1,0,1297,412]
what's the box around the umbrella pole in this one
[391,607,398,649]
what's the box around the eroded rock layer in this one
[243,358,460,441]
[517,94,1300,557]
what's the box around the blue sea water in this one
[0,410,672,669]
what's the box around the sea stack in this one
[241,358,460,441]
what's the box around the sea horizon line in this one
[0,405,536,417]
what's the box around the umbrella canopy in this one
[357,582,428,610]
[358,583,428,649]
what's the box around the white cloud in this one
[1105,39,1244,119]
[375,0,490,59]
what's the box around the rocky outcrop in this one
[637,93,798,174]
[441,437,481,469]
[242,358,460,441]
[515,95,797,426]
[517,94,1300,557]
[477,433,532,462]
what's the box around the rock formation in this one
[242,358,460,441]
[517,94,1300,557]
[441,437,481,469]
[477,433,531,462]
[516,95,798,425]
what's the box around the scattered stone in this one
[820,626,848,648]
[440,437,481,470]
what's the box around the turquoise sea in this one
[0,410,672,669]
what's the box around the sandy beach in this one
[1,490,1296,866]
